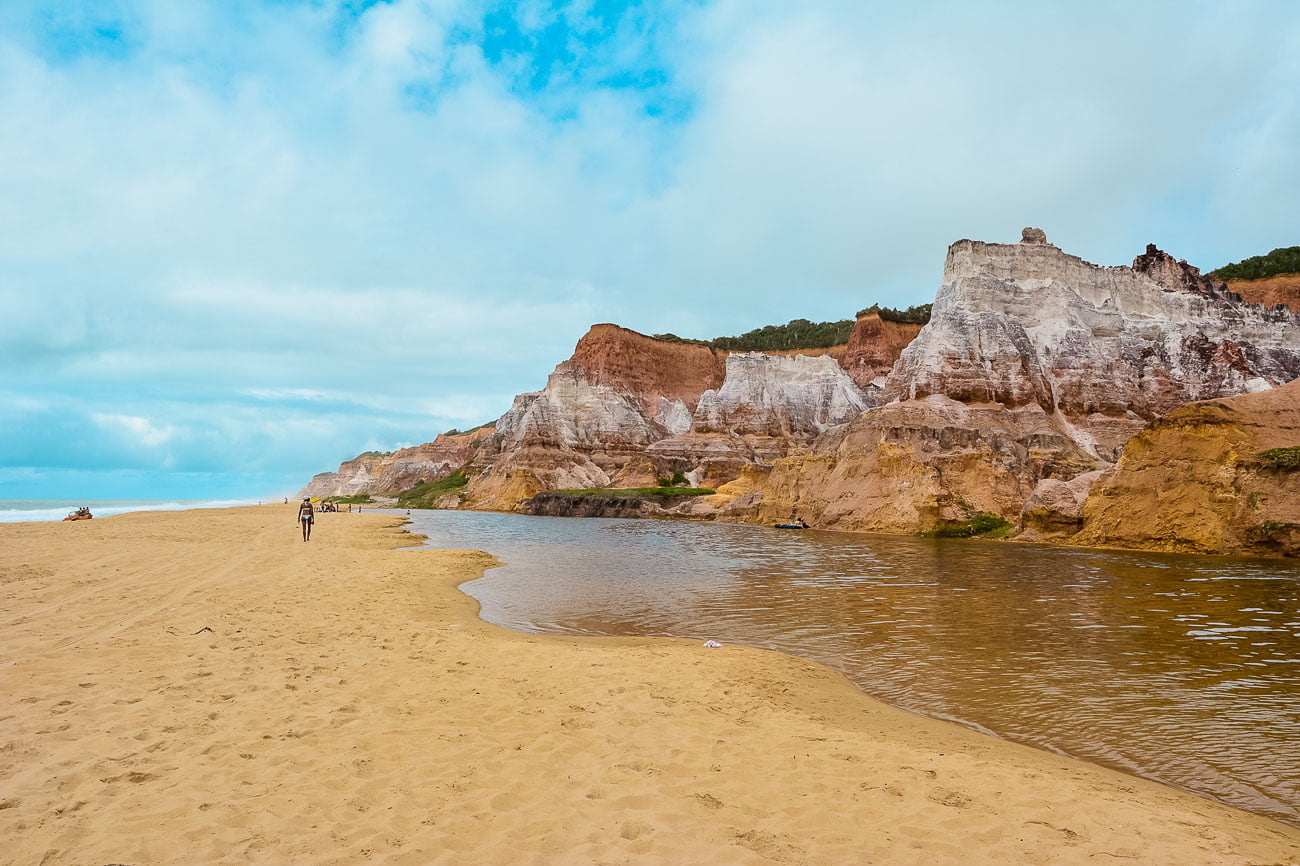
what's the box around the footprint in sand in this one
[927,786,972,809]
[620,821,654,841]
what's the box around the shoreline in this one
[2,505,1297,863]
[408,501,1300,563]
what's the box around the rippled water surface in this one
[396,510,1300,824]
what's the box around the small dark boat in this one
[773,522,806,530]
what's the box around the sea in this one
[0,498,264,523]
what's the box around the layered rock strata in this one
[464,344,875,509]
[753,229,1300,533]
[885,233,1299,458]
[300,229,1300,556]
[1072,379,1300,556]
[298,427,491,498]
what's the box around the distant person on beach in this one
[297,498,314,541]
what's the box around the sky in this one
[2,0,1298,499]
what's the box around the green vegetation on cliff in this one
[1208,246,1300,282]
[1257,446,1300,471]
[652,305,931,352]
[924,512,1013,539]
[396,468,470,508]
[654,318,852,350]
[710,318,855,350]
[854,303,933,324]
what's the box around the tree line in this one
[652,304,932,352]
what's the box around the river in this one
[394,509,1300,825]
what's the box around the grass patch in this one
[924,512,1013,539]
[556,486,715,499]
[1257,446,1300,471]
[396,468,470,508]
[1256,521,1300,541]
[324,494,372,504]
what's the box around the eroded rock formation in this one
[753,230,1300,534]
[298,228,1300,555]
[465,340,881,509]
[886,234,1298,457]
[297,427,490,498]
[1072,379,1300,556]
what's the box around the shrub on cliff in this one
[653,306,929,351]
[1209,246,1300,282]
[397,468,470,508]
[924,512,1013,539]
[650,332,712,346]
[710,318,855,351]
[1257,446,1300,471]
[854,303,933,324]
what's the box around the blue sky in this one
[2,0,1298,499]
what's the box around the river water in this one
[395,509,1300,825]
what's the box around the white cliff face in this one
[884,230,1300,458]
[692,353,872,437]
[491,368,664,451]
[657,396,693,435]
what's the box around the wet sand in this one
[1,506,1297,864]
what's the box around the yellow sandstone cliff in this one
[1074,379,1300,556]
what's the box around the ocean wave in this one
[0,499,262,523]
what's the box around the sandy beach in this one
[2,506,1297,864]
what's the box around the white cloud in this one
[92,413,176,448]
[2,0,1298,495]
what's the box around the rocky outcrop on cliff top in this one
[1072,378,1300,556]
[297,427,490,498]
[753,229,1300,534]
[561,324,728,430]
[839,315,924,391]
[885,229,1300,459]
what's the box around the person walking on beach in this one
[297,498,314,542]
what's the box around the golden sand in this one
[2,506,1297,864]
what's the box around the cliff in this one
[463,338,880,509]
[565,324,727,428]
[839,314,924,391]
[885,233,1298,456]
[1072,378,1300,556]
[296,228,1300,556]
[297,427,492,498]
[753,229,1300,535]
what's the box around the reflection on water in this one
[396,510,1300,825]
